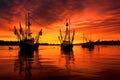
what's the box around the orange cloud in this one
[0,0,120,43]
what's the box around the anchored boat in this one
[58,19,75,51]
[81,41,94,48]
[81,33,94,49]
[14,13,42,50]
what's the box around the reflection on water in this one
[14,49,34,80]
[60,50,75,71]
[0,45,120,80]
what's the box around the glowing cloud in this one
[0,0,120,43]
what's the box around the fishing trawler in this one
[81,41,94,48]
[14,13,42,50]
[81,33,94,49]
[58,19,75,51]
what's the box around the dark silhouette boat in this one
[81,40,94,48]
[58,19,75,51]
[81,33,94,49]
[61,41,73,50]
[14,13,42,50]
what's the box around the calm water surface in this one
[0,45,120,80]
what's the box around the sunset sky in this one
[0,0,120,44]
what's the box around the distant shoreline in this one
[0,40,120,46]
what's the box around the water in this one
[0,45,120,80]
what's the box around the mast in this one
[26,13,32,39]
[64,19,69,41]
[27,13,31,33]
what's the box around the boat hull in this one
[61,43,73,51]
[19,41,33,51]
[81,43,94,49]
[19,41,39,51]
[33,43,39,50]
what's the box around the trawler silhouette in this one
[58,19,75,51]
[14,13,42,50]
[81,33,94,49]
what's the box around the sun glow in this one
[0,0,120,43]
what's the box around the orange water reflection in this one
[0,45,120,80]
